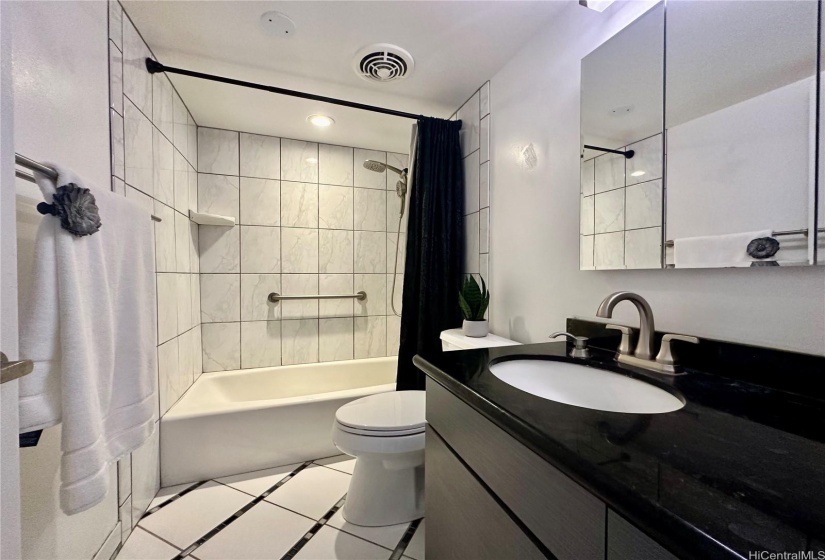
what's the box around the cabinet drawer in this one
[607,510,679,560]
[425,427,548,560]
[427,379,605,560]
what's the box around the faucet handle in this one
[655,333,699,366]
[606,324,635,356]
[549,332,590,359]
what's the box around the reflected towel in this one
[673,230,772,268]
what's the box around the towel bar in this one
[268,291,367,303]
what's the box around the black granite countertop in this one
[414,321,825,560]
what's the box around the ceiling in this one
[122,1,568,153]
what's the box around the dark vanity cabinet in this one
[426,379,677,560]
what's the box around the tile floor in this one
[115,455,424,560]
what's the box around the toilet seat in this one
[335,391,425,437]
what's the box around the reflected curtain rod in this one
[145,58,423,120]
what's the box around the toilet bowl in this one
[332,390,425,527]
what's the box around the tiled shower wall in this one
[109,0,202,544]
[195,127,408,371]
[455,82,492,316]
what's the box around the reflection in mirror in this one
[580,2,664,270]
[665,0,819,268]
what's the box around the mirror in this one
[580,3,665,270]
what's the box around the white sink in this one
[489,359,684,414]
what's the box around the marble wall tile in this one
[177,329,194,390]
[198,173,239,218]
[480,116,490,163]
[109,43,123,116]
[157,338,179,416]
[173,94,188,161]
[319,274,354,317]
[240,178,280,226]
[112,177,125,197]
[153,202,176,273]
[457,92,480,158]
[464,212,480,274]
[241,274,281,321]
[625,179,662,230]
[479,253,489,283]
[198,128,239,176]
[594,232,625,270]
[109,1,122,50]
[124,100,153,195]
[479,207,489,254]
[157,274,178,344]
[580,235,595,270]
[594,188,625,234]
[177,274,192,334]
[594,152,625,193]
[188,167,198,215]
[386,191,407,234]
[202,322,241,373]
[387,233,406,274]
[319,230,353,274]
[240,133,280,179]
[199,226,240,273]
[241,321,282,369]
[122,18,152,117]
[626,134,662,186]
[281,274,319,320]
[192,326,203,380]
[354,274,386,317]
[624,227,662,269]
[152,129,174,206]
[354,149,385,189]
[281,139,318,182]
[386,153,409,190]
[319,185,353,230]
[175,212,191,273]
[386,315,401,357]
[479,82,490,117]
[354,316,387,359]
[201,274,241,323]
[581,196,595,236]
[480,161,490,208]
[354,188,386,232]
[131,422,160,522]
[387,274,403,315]
[187,113,198,170]
[281,228,317,273]
[281,182,318,228]
[319,318,354,362]
[354,231,386,273]
[240,226,281,274]
[581,159,595,196]
[319,144,354,186]
[281,319,319,365]
[117,455,131,505]
[190,271,201,326]
[111,109,125,180]
[126,185,154,215]
[463,150,480,215]
[173,150,189,214]
[152,74,174,140]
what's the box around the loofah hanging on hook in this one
[36,183,102,237]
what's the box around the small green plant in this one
[458,275,490,321]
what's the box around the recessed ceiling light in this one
[579,0,615,12]
[631,170,646,177]
[307,114,334,127]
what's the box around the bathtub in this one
[160,357,397,486]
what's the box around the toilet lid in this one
[335,391,426,433]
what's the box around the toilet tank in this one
[440,329,521,352]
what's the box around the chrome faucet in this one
[595,292,698,374]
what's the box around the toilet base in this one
[342,451,424,527]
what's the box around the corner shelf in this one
[189,211,235,227]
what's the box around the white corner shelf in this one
[189,211,235,227]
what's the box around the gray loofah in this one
[50,183,102,237]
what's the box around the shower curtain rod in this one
[145,59,422,120]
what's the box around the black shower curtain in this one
[396,117,464,391]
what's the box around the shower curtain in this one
[396,116,464,391]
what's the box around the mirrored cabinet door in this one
[580,2,664,270]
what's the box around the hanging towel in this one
[18,164,157,515]
[673,230,773,268]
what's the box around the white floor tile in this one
[116,527,181,560]
[327,509,409,550]
[148,482,198,510]
[314,455,356,475]
[193,501,315,560]
[294,526,390,560]
[215,463,302,497]
[264,465,350,520]
[404,520,425,560]
[139,481,252,548]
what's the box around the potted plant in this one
[459,275,490,337]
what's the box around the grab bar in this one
[268,291,367,303]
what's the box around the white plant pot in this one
[462,319,489,338]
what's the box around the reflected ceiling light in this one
[306,157,318,164]
[630,170,646,177]
[579,0,615,12]
[307,114,334,127]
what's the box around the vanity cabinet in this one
[426,379,679,560]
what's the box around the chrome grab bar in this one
[268,291,367,303]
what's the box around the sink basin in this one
[489,359,684,414]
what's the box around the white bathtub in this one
[160,357,397,485]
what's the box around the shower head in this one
[363,159,405,176]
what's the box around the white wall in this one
[488,0,825,355]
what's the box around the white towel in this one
[673,230,773,268]
[18,164,157,515]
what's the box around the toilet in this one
[332,329,520,527]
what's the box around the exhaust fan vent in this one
[353,44,414,83]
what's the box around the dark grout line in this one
[389,518,422,560]
[279,495,348,560]
[139,481,207,520]
[134,526,185,553]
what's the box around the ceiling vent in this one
[353,44,414,83]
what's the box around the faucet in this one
[595,292,698,374]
